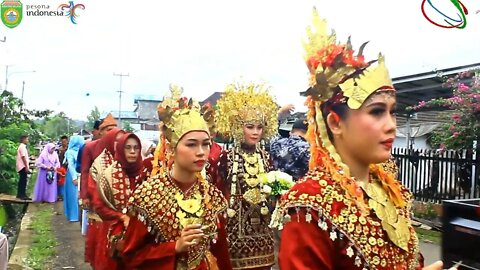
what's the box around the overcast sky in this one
[2,0,480,120]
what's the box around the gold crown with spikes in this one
[301,8,405,212]
[216,81,278,143]
[156,84,213,148]
[301,8,394,108]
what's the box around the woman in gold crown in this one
[275,10,456,270]
[215,81,278,270]
[120,92,232,270]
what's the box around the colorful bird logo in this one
[58,1,85,24]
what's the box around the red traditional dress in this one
[274,9,425,270]
[120,90,232,270]
[206,141,223,184]
[92,133,149,270]
[122,173,231,269]
[80,139,104,264]
[276,168,424,269]
[217,145,275,270]
[214,81,280,270]
[86,128,123,267]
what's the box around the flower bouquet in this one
[258,171,294,229]
[258,170,294,198]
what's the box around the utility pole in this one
[20,80,25,111]
[113,72,129,128]
[21,80,25,101]
[5,65,9,91]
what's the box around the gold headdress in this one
[302,9,404,210]
[216,81,278,143]
[151,84,214,176]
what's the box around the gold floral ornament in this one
[175,192,204,228]
[216,81,279,143]
[151,85,214,176]
[300,8,394,107]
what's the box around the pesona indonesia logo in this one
[19,1,85,25]
[421,0,471,29]
[1,0,23,28]
[58,1,85,24]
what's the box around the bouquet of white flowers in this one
[258,170,294,198]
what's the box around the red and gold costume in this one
[86,127,123,268]
[91,133,149,270]
[215,82,278,269]
[81,139,103,264]
[123,173,230,269]
[206,141,222,184]
[273,9,424,270]
[121,88,232,270]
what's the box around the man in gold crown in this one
[274,9,456,270]
[120,88,232,270]
[215,81,278,270]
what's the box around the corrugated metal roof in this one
[393,62,480,113]
[134,94,163,103]
[101,111,138,119]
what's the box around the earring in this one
[330,112,340,124]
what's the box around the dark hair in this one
[20,135,29,142]
[93,119,102,130]
[60,135,68,140]
[291,118,308,132]
[320,101,349,142]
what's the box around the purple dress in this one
[33,143,60,203]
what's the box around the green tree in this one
[123,121,135,132]
[409,70,480,150]
[0,91,51,195]
[0,90,51,128]
[86,106,101,130]
[38,112,76,139]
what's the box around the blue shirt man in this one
[269,118,310,180]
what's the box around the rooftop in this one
[134,94,163,103]
[101,111,138,119]
[393,62,480,113]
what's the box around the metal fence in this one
[392,148,479,203]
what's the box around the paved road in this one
[51,202,91,270]
[420,241,441,265]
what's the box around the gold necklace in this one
[242,152,258,165]
[174,189,204,229]
[362,180,409,251]
[241,151,263,186]
[244,163,259,176]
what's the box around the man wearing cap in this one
[79,113,117,264]
[269,118,310,180]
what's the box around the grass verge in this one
[25,204,57,270]
[415,227,441,245]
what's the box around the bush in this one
[0,139,19,194]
